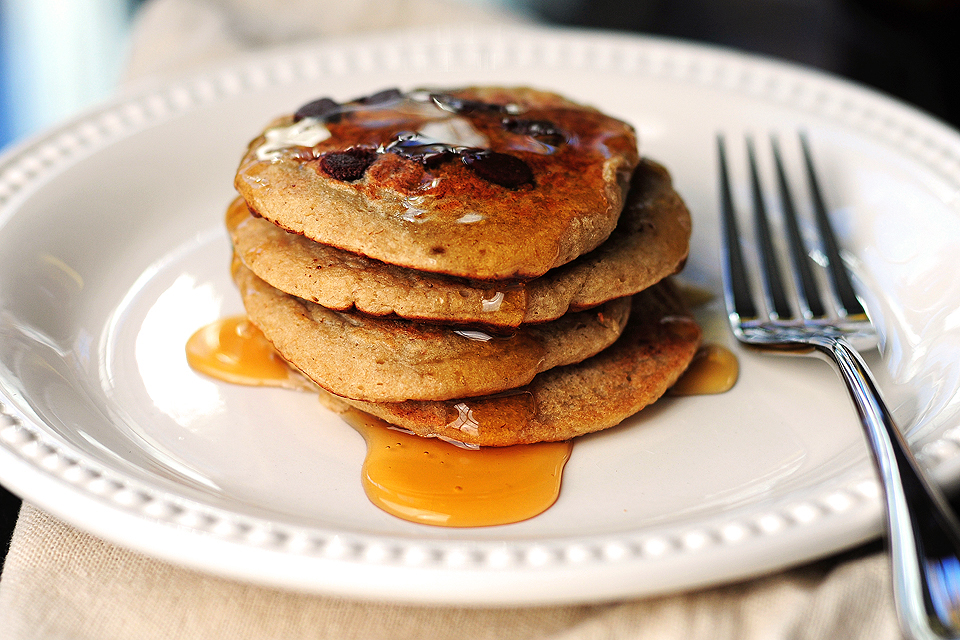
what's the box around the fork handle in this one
[816,335,960,639]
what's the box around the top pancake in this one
[228,158,691,328]
[235,86,639,280]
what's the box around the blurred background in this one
[535,0,960,129]
[0,0,957,566]
[0,0,143,148]
[0,0,958,152]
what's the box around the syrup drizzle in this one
[341,408,571,527]
[252,89,549,186]
[186,316,571,526]
[186,313,737,527]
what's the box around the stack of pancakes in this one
[228,86,700,446]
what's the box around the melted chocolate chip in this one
[318,148,377,182]
[462,151,533,188]
[357,88,403,105]
[294,97,341,123]
[398,147,458,167]
[431,93,509,115]
[387,134,458,167]
[420,151,458,168]
[502,118,566,146]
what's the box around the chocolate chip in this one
[357,88,403,105]
[318,148,377,182]
[431,94,508,115]
[294,97,341,122]
[502,118,566,146]
[385,133,458,167]
[462,151,533,188]
[395,147,456,167]
[420,150,457,168]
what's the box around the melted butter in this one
[416,117,488,149]
[502,136,559,155]
[670,344,739,396]
[256,117,331,161]
[339,407,571,527]
[236,88,643,282]
[253,93,490,163]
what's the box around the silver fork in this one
[718,133,960,640]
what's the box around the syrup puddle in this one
[187,316,571,526]
[187,313,736,527]
[670,344,739,396]
[186,316,311,388]
[341,408,571,527]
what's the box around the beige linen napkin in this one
[0,504,900,640]
[0,1,907,637]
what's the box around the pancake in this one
[234,86,639,280]
[327,279,701,446]
[228,158,691,328]
[233,260,632,403]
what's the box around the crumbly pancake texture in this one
[233,260,631,403]
[235,86,639,280]
[333,280,701,446]
[228,158,690,328]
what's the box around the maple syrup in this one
[186,314,736,527]
[185,316,304,388]
[186,317,571,526]
[669,344,739,396]
[342,408,571,527]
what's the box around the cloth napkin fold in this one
[0,0,907,637]
[0,505,900,640]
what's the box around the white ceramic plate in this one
[3,25,960,606]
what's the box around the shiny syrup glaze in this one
[269,87,637,185]
[236,88,640,282]
[186,315,735,526]
[276,89,547,190]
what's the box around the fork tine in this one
[720,132,960,640]
[771,135,827,318]
[799,133,868,319]
[717,134,758,322]
[747,137,792,320]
